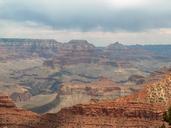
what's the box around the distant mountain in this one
[0,38,171,60]
[142,45,171,57]
[0,38,61,47]
[107,42,128,50]
[0,37,171,119]
[62,40,95,50]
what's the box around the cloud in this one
[0,0,171,45]
[0,0,171,32]
[1,19,171,46]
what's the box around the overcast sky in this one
[0,0,171,46]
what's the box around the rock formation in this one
[127,75,146,85]
[29,78,122,113]
[50,69,171,128]
[115,69,171,108]
[10,92,32,102]
[0,38,171,127]
[0,38,157,65]
[1,69,171,127]
[107,42,128,50]
[62,40,95,50]
[0,95,59,128]
[0,94,167,128]
[53,102,165,128]
[0,95,16,108]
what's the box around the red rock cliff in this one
[1,69,171,128]
[45,101,165,128]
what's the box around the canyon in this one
[1,38,171,113]
[0,38,171,122]
[1,68,171,127]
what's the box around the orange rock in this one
[1,69,171,128]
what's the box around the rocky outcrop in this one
[49,69,171,128]
[25,78,122,114]
[105,42,155,62]
[0,38,61,48]
[0,38,168,66]
[0,94,167,128]
[128,75,146,85]
[107,42,128,50]
[54,40,98,65]
[62,40,95,50]
[0,95,58,128]
[0,38,62,60]
[0,38,157,65]
[1,69,171,128]
[10,92,32,102]
[115,69,171,108]
[46,78,122,113]
[0,95,37,128]
[0,95,16,108]
[47,102,166,128]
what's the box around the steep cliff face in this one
[0,38,158,65]
[54,40,99,65]
[0,38,62,60]
[25,78,122,114]
[107,42,128,50]
[0,95,58,128]
[0,70,171,128]
[0,95,37,128]
[115,69,171,108]
[47,78,122,113]
[0,95,16,108]
[146,70,171,106]
[0,95,167,128]
[47,102,165,128]
[10,92,32,102]
[49,69,171,128]
[62,40,95,50]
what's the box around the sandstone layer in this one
[1,68,171,128]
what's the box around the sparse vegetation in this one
[159,124,166,128]
[163,107,171,125]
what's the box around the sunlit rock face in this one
[50,69,171,128]
[47,78,122,113]
[0,95,58,128]
[0,95,16,108]
[52,102,165,128]
[0,68,171,128]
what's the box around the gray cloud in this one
[0,0,171,32]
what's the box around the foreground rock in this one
[0,95,16,108]
[115,69,171,108]
[51,69,171,128]
[1,69,171,128]
[0,95,58,128]
[52,102,165,128]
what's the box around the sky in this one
[0,0,171,46]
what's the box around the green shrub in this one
[159,124,166,128]
[163,107,171,125]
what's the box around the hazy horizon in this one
[0,0,171,46]
[1,37,171,47]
